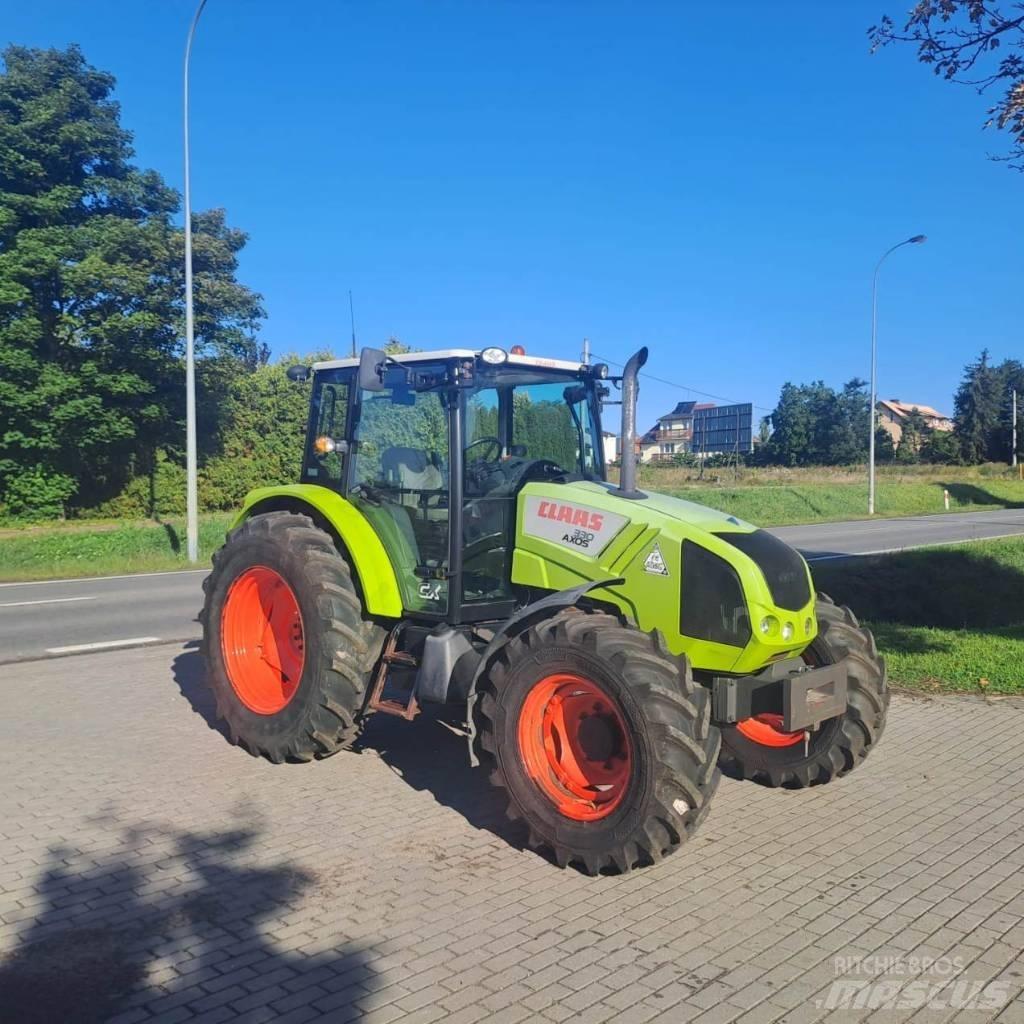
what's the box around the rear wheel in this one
[718,595,888,787]
[200,511,385,762]
[474,609,720,874]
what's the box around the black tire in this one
[474,608,721,875]
[200,511,385,762]
[718,594,889,788]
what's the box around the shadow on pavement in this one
[172,643,232,745]
[171,647,528,859]
[357,708,530,856]
[0,814,374,1024]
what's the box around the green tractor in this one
[200,345,887,874]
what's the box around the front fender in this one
[234,484,403,619]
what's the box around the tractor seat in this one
[381,447,447,521]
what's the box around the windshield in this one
[465,378,601,478]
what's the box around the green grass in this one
[869,623,1024,694]
[623,462,1024,527]
[660,478,1024,527]
[0,515,232,581]
[812,537,1024,694]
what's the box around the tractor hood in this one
[512,479,816,675]
[611,486,756,536]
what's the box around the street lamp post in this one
[868,234,926,516]
[183,0,209,563]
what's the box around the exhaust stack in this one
[614,346,648,500]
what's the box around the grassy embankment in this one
[638,462,1024,527]
[1,466,1023,582]
[813,537,1024,694]
[0,514,232,582]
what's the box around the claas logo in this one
[536,501,605,532]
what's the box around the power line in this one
[592,353,775,415]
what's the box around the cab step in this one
[366,624,420,719]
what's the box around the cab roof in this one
[313,349,586,373]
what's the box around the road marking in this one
[45,637,162,655]
[0,568,208,589]
[0,596,96,608]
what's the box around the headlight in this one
[759,615,779,636]
[805,617,813,635]
[480,347,507,365]
[781,622,794,641]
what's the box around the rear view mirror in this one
[286,364,311,383]
[358,347,388,392]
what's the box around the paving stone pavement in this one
[2,643,1024,1024]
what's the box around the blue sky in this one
[6,1,1022,428]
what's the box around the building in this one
[654,400,697,457]
[601,431,620,466]
[876,399,953,447]
[691,403,754,456]
[641,401,716,461]
[636,399,754,461]
[636,426,661,463]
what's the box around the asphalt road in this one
[0,569,206,663]
[3,506,1024,664]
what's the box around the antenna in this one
[581,337,590,365]
[348,290,357,358]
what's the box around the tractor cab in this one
[301,346,613,624]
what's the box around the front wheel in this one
[474,609,721,875]
[718,595,889,787]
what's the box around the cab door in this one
[460,387,517,620]
[346,364,452,617]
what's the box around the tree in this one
[919,427,961,464]
[895,407,927,462]
[762,379,870,466]
[763,382,821,466]
[874,425,897,463]
[954,349,1002,462]
[870,3,1024,169]
[0,45,262,518]
[825,378,871,464]
[992,357,1024,462]
[199,354,323,510]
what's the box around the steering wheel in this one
[464,436,502,464]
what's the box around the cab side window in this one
[304,377,350,485]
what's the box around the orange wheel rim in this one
[221,566,305,715]
[736,713,804,748]
[517,673,632,821]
